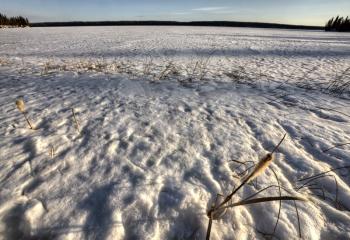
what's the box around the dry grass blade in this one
[234,165,255,179]
[216,196,307,211]
[307,186,326,200]
[230,159,255,179]
[297,166,350,182]
[293,200,302,238]
[238,184,306,240]
[211,194,227,220]
[206,194,225,240]
[23,113,34,129]
[271,168,282,236]
[242,185,294,202]
[206,215,213,240]
[297,174,341,209]
[297,174,336,191]
[323,142,350,153]
[271,133,287,154]
[237,182,304,239]
[71,108,80,133]
[49,145,55,158]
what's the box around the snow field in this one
[0,26,350,239]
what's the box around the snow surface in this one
[0,26,350,239]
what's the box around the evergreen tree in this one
[325,16,350,32]
[0,12,30,27]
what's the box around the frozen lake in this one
[0,26,350,240]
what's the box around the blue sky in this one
[1,0,349,26]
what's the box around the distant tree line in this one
[0,13,29,27]
[31,21,323,30]
[325,16,350,32]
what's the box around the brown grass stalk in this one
[16,99,34,129]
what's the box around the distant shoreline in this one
[30,21,323,30]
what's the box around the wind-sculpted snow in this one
[0,26,349,239]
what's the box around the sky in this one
[1,0,349,26]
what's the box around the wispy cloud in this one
[172,11,191,15]
[192,7,229,12]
